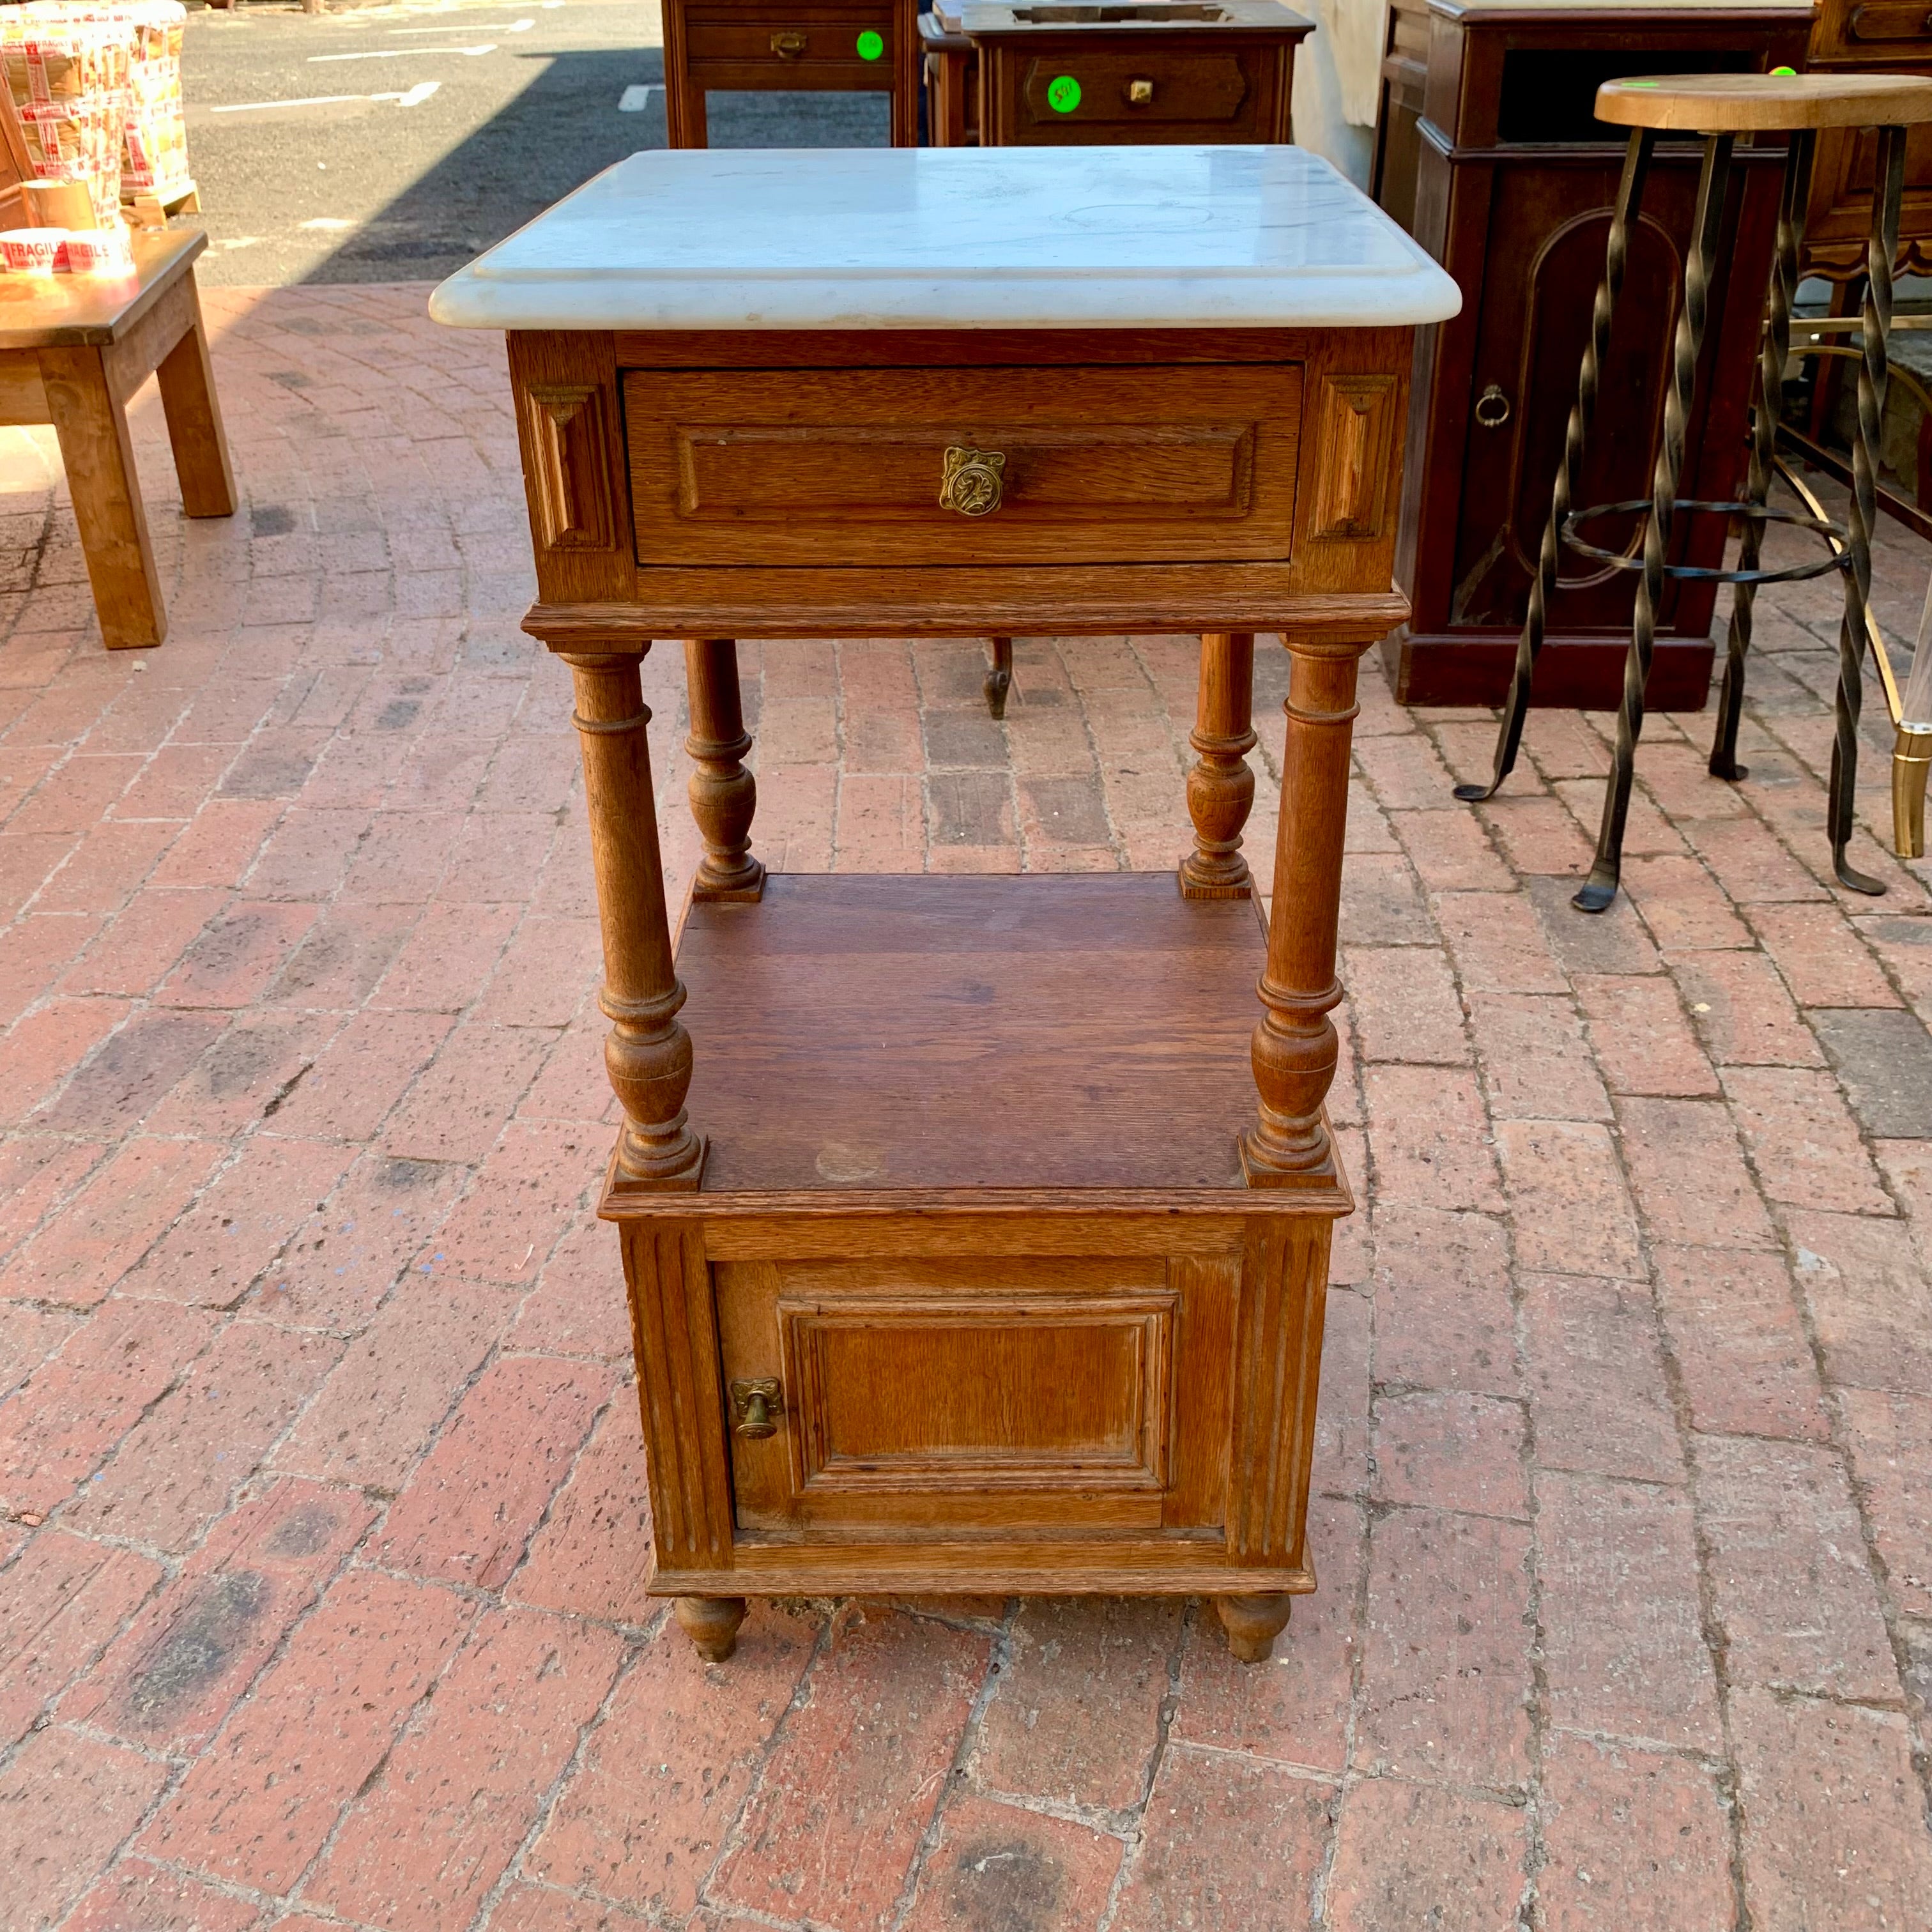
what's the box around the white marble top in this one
[429,146,1460,332]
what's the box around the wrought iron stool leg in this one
[1576,134,1735,912]
[1828,123,1906,897]
[1712,130,1816,782]
[1457,129,1656,805]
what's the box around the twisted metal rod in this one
[1577,132,1735,912]
[1456,128,1657,806]
[1711,128,1816,781]
[1828,121,1907,897]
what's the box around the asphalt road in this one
[181,0,891,285]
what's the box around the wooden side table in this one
[928,0,1312,147]
[661,0,921,147]
[0,227,234,650]
[431,147,1458,1664]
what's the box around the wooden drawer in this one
[714,1252,1239,1536]
[1016,47,1257,127]
[684,8,897,68]
[1812,0,1932,63]
[622,360,1302,567]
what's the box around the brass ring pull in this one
[1475,383,1511,429]
[940,445,1006,516]
[770,29,808,56]
[731,1377,783,1439]
[1127,77,1154,104]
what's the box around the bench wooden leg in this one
[39,346,164,650]
[155,279,236,519]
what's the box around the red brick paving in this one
[0,280,1927,1929]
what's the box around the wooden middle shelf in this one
[663,870,1301,1205]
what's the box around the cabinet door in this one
[1449,158,1764,636]
[714,1253,1238,1537]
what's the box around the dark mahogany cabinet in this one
[1373,0,1814,709]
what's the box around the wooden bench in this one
[0,225,234,650]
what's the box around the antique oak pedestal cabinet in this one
[432,148,1458,1664]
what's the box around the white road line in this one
[391,18,532,31]
[308,43,494,62]
[211,81,442,112]
[618,83,660,111]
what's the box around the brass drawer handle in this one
[1475,383,1511,429]
[771,29,808,56]
[939,445,1006,516]
[731,1377,783,1438]
[1127,77,1154,105]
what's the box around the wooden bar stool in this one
[1455,72,1932,907]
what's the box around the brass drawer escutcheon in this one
[939,445,1007,516]
[731,1376,783,1438]
[770,29,808,56]
[1127,77,1155,105]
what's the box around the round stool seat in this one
[1597,70,1932,133]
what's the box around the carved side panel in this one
[525,383,613,550]
[506,331,636,606]
[1227,1217,1331,1567]
[1310,372,1399,540]
[620,1221,735,1570]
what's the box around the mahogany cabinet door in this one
[712,1252,1240,1537]
[1447,158,1763,636]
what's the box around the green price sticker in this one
[1771,65,1797,75]
[857,28,884,59]
[1048,73,1081,112]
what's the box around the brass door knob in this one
[731,1377,783,1438]
[1127,77,1154,105]
[770,29,808,56]
[1475,383,1511,429]
[939,445,1006,516]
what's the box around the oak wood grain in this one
[622,362,1298,569]
[677,872,1266,1195]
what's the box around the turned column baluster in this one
[562,650,707,1190]
[684,637,765,902]
[1240,635,1364,1186]
[1179,631,1257,898]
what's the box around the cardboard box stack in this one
[0,0,190,274]
[114,1,190,206]
[1,4,128,227]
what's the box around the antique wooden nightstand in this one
[924,0,1312,146]
[431,146,1457,1665]
[660,0,921,147]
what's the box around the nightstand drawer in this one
[1018,48,1258,127]
[622,360,1302,567]
[684,9,897,71]
[1813,0,1932,62]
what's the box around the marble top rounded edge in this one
[428,146,1462,333]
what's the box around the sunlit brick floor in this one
[2,283,1931,1932]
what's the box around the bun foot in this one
[675,1595,747,1662]
[1215,1592,1291,1663]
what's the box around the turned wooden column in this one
[684,637,765,901]
[563,651,707,1189]
[1179,631,1257,898]
[1240,634,1365,1186]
